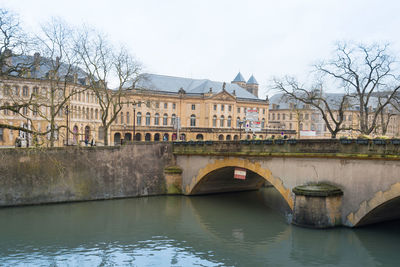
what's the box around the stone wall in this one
[0,143,174,207]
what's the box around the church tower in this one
[231,72,246,88]
[231,72,259,98]
[246,75,259,98]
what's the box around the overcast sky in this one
[1,0,400,97]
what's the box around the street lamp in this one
[65,105,69,146]
[133,103,136,141]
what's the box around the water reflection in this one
[0,188,399,266]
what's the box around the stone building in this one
[0,54,103,147]
[109,73,293,144]
[268,93,400,138]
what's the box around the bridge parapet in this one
[173,139,400,160]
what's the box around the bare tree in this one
[75,29,141,145]
[0,8,32,76]
[33,18,86,147]
[315,42,400,135]
[272,77,351,138]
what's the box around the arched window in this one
[218,134,224,140]
[146,112,151,126]
[227,116,232,127]
[154,113,159,125]
[190,114,196,127]
[120,112,124,124]
[137,112,142,125]
[213,115,217,127]
[226,135,231,140]
[98,126,104,141]
[163,113,168,126]
[220,115,224,127]
[196,134,203,140]
[171,114,176,126]
[126,112,130,124]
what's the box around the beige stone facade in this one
[110,88,273,144]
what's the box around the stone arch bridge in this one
[171,140,400,227]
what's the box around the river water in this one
[0,188,399,266]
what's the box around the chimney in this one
[33,52,40,71]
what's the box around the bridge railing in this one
[172,139,400,159]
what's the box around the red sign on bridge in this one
[234,168,246,180]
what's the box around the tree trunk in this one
[103,126,108,146]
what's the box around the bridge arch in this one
[347,182,400,227]
[186,158,294,210]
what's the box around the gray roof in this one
[135,73,259,100]
[6,54,87,85]
[247,75,258,85]
[232,72,246,83]
[269,92,387,111]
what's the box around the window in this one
[305,114,309,120]
[191,104,196,110]
[237,107,240,113]
[126,112,130,124]
[172,103,176,109]
[164,103,168,109]
[146,112,151,125]
[282,113,286,120]
[278,113,280,120]
[190,115,196,126]
[299,114,303,120]
[90,109,93,119]
[3,102,9,115]
[221,105,224,111]
[289,123,292,130]
[272,113,275,120]
[236,117,241,128]
[300,123,303,131]
[23,107,28,115]
[137,112,142,125]
[146,101,150,108]
[0,128,3,141]
[227,116,232,127]
[263,108,265,114]
[171,114,176,126]
[120,112,124,124]
[214,104,217,111]
[349,115,352,121]
[13,85,19,96]
[154,113,159,125]
[33,87,39,96]
[163,113,168,125]
[290,113,293,120]
[23,86,29,97]
[220,115,224,127]
[86,92,89,102]
[261,118,265,128]
[155,102,159,108]
[228,105,232,112]
[95,109,98,120]
[138,102,141,108]
[213,115,217,127]
[3,85,10,96]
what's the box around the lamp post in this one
[133,103,136,141]
[65,105,69,146]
